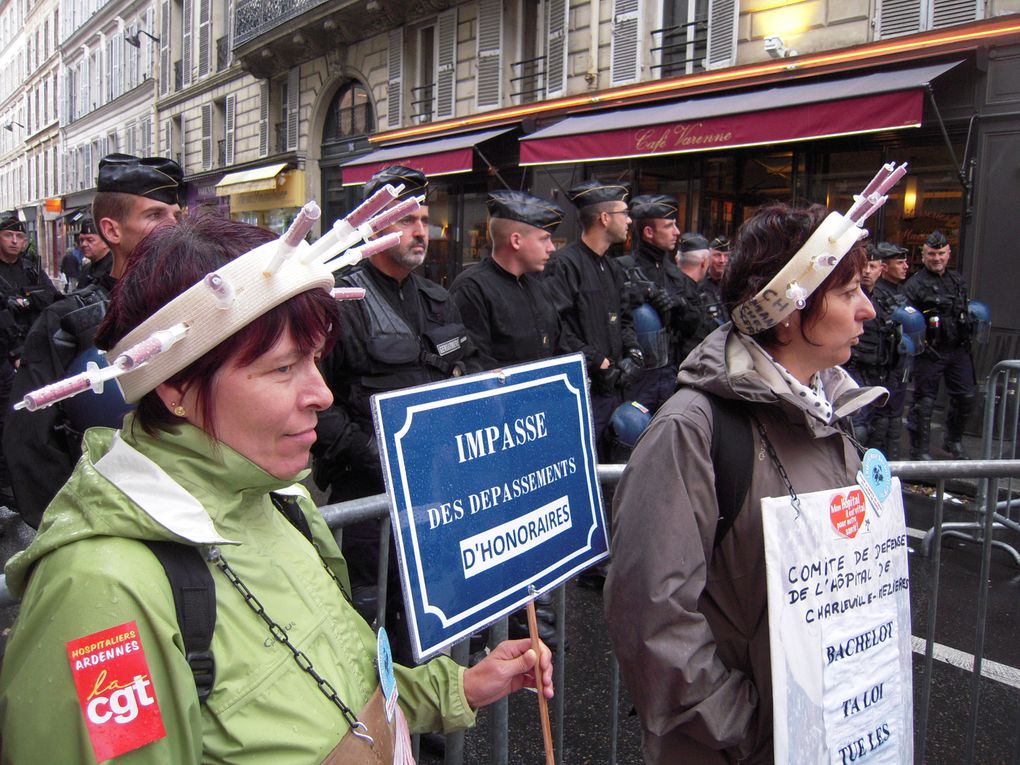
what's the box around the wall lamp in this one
[3,120,25,132]
[125,29,160,47]
[764,36,797,59]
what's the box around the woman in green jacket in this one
[0,213,552,764]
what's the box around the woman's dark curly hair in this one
[95,213,339,437]
[722,202,867,348]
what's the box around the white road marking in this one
[911,636,1020,691]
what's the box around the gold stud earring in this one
[171,402,186,417]
[783,321,791,328]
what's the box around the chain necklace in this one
[207,545,373,744]
[752,415,802,520]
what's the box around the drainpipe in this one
[586,0,600,87]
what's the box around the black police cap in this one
[864,242,880,261]
[876,242,908,261]
[364,165,429,202]
[629,194,679,221]
[710,234,731,252]
[0,211,23,232]
[926,230,949,249]
[567,180,628,208]
[97,154,184,206]
[78,216,98,235]
[679,232,710,253]
[487,190,563,233]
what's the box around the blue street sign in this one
[371,353,608,661]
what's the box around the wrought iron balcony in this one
[651,18,708,78]
[275,121,288,154]
[510,55,547,103]
[410,83,435,125]
[217,139,226,166]
[234,0,331,47]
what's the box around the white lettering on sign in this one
[454,412,548,463]
[460,496,571,578]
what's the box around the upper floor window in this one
[877,0,982,39]
[655,0,708,78]
[324,81,374,142]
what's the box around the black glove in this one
[648,286,677,317]
[627,347,644,367]
[5,296,28,312]
[594,366,622,394]
[617,356,643,388]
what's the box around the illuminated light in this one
[758,4,815,37]
[903,176,918,217]
[371,18,1020,145]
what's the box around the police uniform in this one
[450,191,563,368]
[617,195,700,412]
[544,181,641,459]
[903,230,977,460]
[699,235,731,328]
[313,167,481,662]
[675,233,714,362]
[846,243,909,457]
[2,156,184,526]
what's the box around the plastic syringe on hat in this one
[300,184,407,264]
[13,323,188,412]
[324,232,402,273]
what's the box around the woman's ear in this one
[154,382,187,415]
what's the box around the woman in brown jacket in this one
[605,202,885,764]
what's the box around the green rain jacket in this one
[0,417,475,764]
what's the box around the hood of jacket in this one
[677,323,886,437]
[5,413,307,595]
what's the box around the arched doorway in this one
[320,80,375,225]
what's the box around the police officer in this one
[0,210,59,360]
[675,232,713,361]
[544,181,642,460]
[869,242,913,459]
[846,244,895,442]
[314,166,482,662]
[75,217,113,290]
[616,194,700,412]
[699,234,731,327]
[3,154,184,526]
[450,190,563,368]
[904,230,977,460]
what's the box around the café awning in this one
[341,128,513,185]
[214,163,289,195]
[520,62,960,166]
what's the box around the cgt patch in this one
[66,621,166,762]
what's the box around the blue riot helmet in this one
[609,401,652,454]
[632,303,668,369]
[891,305,926,356]
[61,347,134,433]
[968,300,991,344]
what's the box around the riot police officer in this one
[314,166,482,661]
[699,234,731,327]
[904,230,977,460]
[616,194,700,412]
[869,242,913,458]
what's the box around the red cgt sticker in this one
[66,621,166,762]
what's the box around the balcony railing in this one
[174,60,183,91]
[510,55,547,103]
[217,139,226,167]
[233,0,327,47]
[410,83,435,125]
[275,121,287,154]
[651,18,708,78]
[216,36,230,71]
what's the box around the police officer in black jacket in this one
[868,242,912,459]
[3,155,183,526]
[314,166,482,662]
[903,230,976,460]
[616,194,700,412]
[450,190,563,367]
[700,235,731,327]
[544,181,642,460]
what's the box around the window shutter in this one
[198,0,211,76]
[126,122,136,154]
[159,0,170,95]
[545,0,567,98]
[163,118,172,158]
[141,117,152,155]
[286,67,299,151]
[387,28,403,128]
[610,0,641,86]
[224,93,235,165]
[259,80,269,157]
[201,102,212,169]
[706,0,738,69]
[225,0,234,63]
[112,33,122,98]
[877,0,922,39]
[182,0,193,86]
[143,8,154,80]
[435,9,456,119]
[476,0,502,109]
[931,0,980,28]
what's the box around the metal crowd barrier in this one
[0,461,1018,764]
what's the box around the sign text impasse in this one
[371,354,608,661]
[762,478,913,765]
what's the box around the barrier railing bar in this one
[917,478,946,762]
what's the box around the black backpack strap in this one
[270,492,314,542]
[706,394,754,548]
[143,541,216,703]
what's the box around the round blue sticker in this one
[377,627,396,703]
[861,448,892,503]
